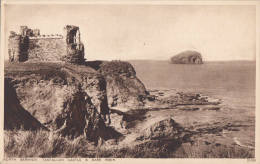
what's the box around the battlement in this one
[29,34,63,39]
[8,25,85,64]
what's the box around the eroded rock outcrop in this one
[4,63,113,141]
[170,50,203,64]
[98,61,148,109]
[137,118,189,142]
[4,78,47,131]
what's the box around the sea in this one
[129,60,256,114]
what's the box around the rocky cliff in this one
[4,61,147,141]
[170,50,203,64]
[4,63,113,141]
[97,61,148,110]
[4,78,47,131]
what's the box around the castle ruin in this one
[8,25,85,64]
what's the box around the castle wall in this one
[8,25,85,64]
[28,37,67,62]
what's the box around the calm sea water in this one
[129,60,256,110]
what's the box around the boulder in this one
[170,50,203,64]
[98,61,148,109]
[137,118,188,141]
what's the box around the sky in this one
[4,4,256,61]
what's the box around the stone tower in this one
[63,25,85,64]
[8,30,29,62]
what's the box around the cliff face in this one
[97,61,148,110]
[4,63,111,141]
[170,50,203,64]
[4,60,149,141]
[4,78,47,131]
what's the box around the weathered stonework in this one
[63,25,85,64]
[8,35,29,62]
[28,37,67,62]
[8,25,85,64]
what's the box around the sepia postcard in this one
[0,0,259,163]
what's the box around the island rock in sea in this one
[170,50,203,64]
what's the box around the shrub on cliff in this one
[98,60,136,77]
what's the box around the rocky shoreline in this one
[4,61,254,158]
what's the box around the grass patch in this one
[4,130,96,158]
[4,130,254,158]
[98,60,136,76]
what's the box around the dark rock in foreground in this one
[4,78,47,131]
[170,50,203,64]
